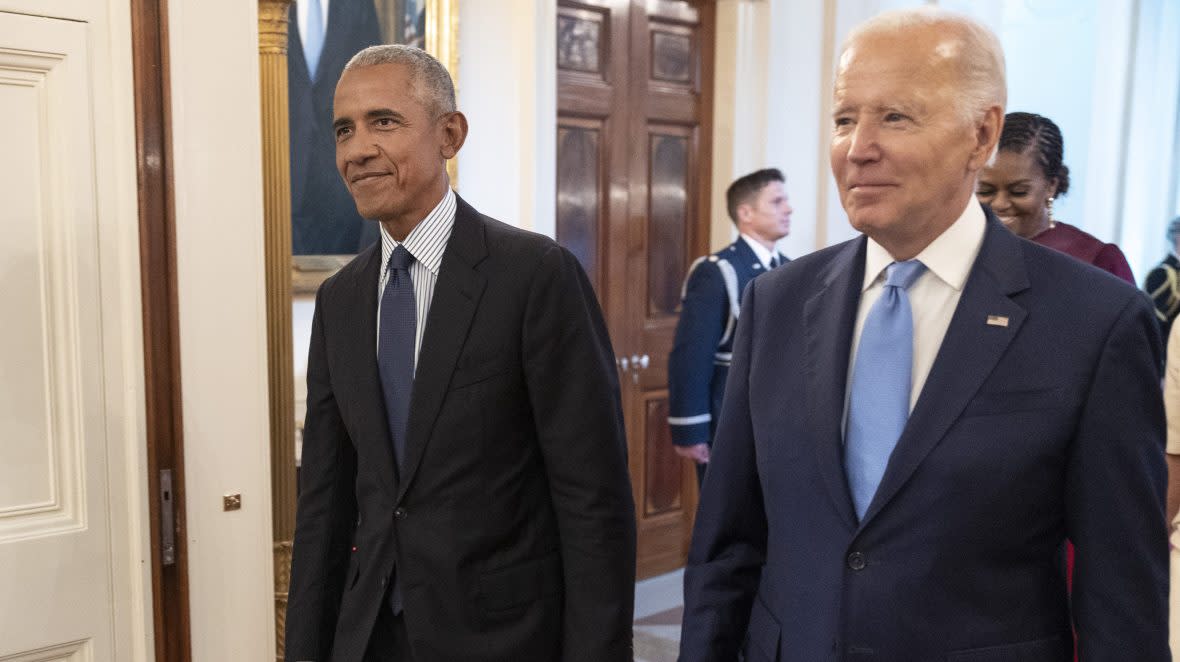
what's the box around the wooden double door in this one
[556,0,715,579]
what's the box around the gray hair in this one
[343,44,457,116]
[843,7,1006,124]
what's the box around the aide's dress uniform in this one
[667,237,788,481]
[1145,253,1180,346]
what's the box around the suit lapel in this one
[397,196,488,502]
[804,238,866,532]
[339,244,400,501]
[859,215,1030,526]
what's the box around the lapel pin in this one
[986,315,1009,327]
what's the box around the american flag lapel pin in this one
[986,315,1009,327]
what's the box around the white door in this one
[0,9,144,661]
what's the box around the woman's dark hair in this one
[997,111,1070,197]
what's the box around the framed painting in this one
[289,0,458,294]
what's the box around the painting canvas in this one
[287,0,427,257]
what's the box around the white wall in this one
[1118,0,1180,279]
[710,0,771,251]
[763,0,830,256]
[168,0,276,658]
[456,0,556,236]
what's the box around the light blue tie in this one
[302,0,325,81]
[844,259,926,520]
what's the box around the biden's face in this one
[830,30,998,258]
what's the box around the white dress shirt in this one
[844,199,987,426]
[376,188,457,372]
[740,233,780,270]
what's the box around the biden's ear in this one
[439,111,468,160]
[968,105,1003,172]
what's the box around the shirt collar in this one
[862,198,986,292]
[379,188,457,277]
[739,233,778,269]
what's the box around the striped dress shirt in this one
[377,188,457,372]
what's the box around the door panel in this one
[556,120,606,292]
[0,12,118,660]
[646,128,693,317]
[558,0,713,579]
[642,395,685,517]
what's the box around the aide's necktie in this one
[844,259,926,520]
[769,255,780,269]
[303,0,325,80]
[378,245,415,473]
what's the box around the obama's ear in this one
[439,111,468,160]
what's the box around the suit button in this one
[394,507,407,520]
[847,552,866,571]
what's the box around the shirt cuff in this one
[669,418,711,446]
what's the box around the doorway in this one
[556,0,715,578]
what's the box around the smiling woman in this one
[976,111,1135,283]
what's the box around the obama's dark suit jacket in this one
[285,195,637,662]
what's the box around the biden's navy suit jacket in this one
[679,209,1168,662]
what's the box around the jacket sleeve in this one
[667,260,729,446]
[285,287,359,662]
[521,244,637,662]
[679,278,767,661]
[1065,292,1169,661]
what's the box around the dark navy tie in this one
[844,259,926,520]
[378,245,415,474]
[378,245,413,614]
[769,255,781,269]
